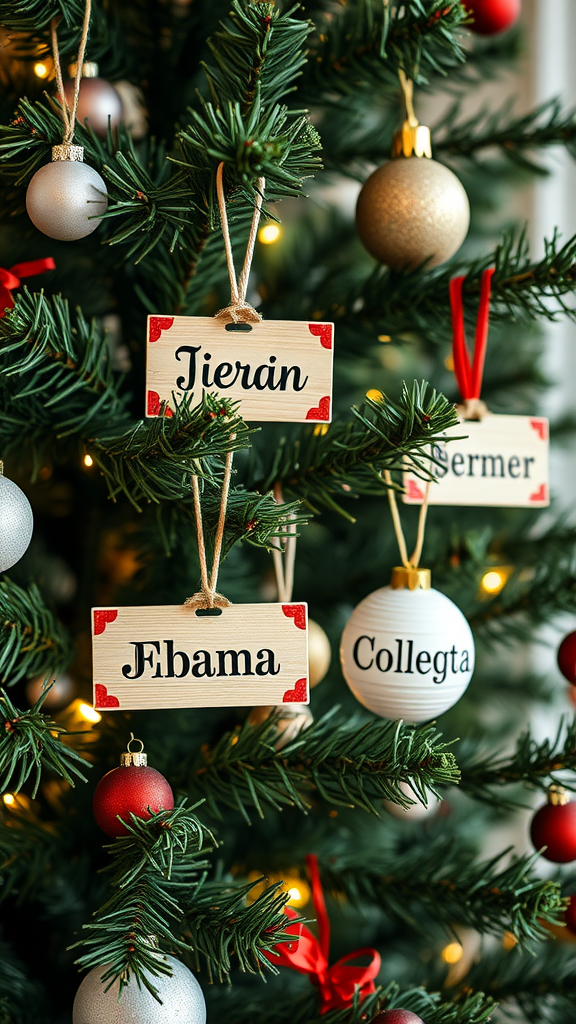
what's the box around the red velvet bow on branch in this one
[0,258,55,316]
[266,854,381,1014]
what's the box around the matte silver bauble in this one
[73,956,206,1024]
[64,77,123,138]
[356,156,470,270]
[0,475,33,571]
[26,160,108,241]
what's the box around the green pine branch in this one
[251,381,460,518]
[210,984,494,1024]
[458,942,575,1024]
[317,846,565,948]
[0,804,58,901]
[458,718,576,807]
[435,96,576,173]
[302,0,468,100]
[181,708,460,823]
[74,805,292,994]
[0,687,89,797]
[0,580,73,686]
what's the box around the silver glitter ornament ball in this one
[26,160,108,241]
[356,156,470,271]
[73,956,206,1024]
[0,475,33,572]
[64,78,123,138]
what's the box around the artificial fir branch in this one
[252,382,459,517]
[458,718,576,805]
[75,806,292,992]
[210,984,494,1024]
[302,0,468,99]
[317,846,565,947]
[0,687,89,797]
[0,802,59,901]
[0,580,73,686]
[182,709,460,822]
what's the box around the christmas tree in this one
[1,1,576,1022]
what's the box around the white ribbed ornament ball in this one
[26,146,108,241]
[73,956,206,1024]
[340,567,474,723]
[0,474,33,571]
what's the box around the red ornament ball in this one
[372,1012,425,1024]
[558,631,576,684]
[566,894,576,935]
[93,764,174,837]
[530,798,576,863]
[464,0,521,35]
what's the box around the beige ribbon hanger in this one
[214,162,266,324]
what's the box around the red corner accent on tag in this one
[405,478,426,501]
[94,684,120,709]
[93,609,118,635]
[529,483,548,504]
[147,391,174,417]
[149,316,174,342]
[283,678,308,703]
[308,323,332,349]
[306,396,330,421]
[282,604,307,630]
[530,418,548,441]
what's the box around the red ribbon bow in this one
[266,854,381,1014]
[0,258,56,316]
[449,267,495,401]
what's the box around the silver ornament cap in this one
[0,469,33,572]
[73,955,206,1024]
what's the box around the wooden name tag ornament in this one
[92,602,309,711]
[146,315,334,423]
[403,268,549,508]
[145,164,333,424]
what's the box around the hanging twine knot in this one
[449,267,495,421]
[265,854,381,1015]
[214,162,265,324]
[183,591,230,611]
[0,259,55,316]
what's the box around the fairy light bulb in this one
[258,224,281,245]
[3,793,16,807]
[34,62,49,79]
[441,941,463,964]
[366,389,383,401]
[79,702,101,723]
[83,454,93,468]
[480,569,506,595]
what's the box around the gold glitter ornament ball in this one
[356,157,470,271]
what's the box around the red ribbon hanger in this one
[266,854,381,1014]
[0,258,56,316]
[449,267,495,402]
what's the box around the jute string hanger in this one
[215,162,266,324]
[50,0,92,153]
[272,483,298,603]
[383,470,430,571]
[184,163,268,607]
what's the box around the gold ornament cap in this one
[120,734,148,767]
[390,566,431,591]
[68,60,99,78]
[52,143,84,162]
[548,784,570,806]
[392,121,432,159]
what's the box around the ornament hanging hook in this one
[393,70,432,159]
[127,732,144,754]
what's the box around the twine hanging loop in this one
[50,0,92,151]
[185,446,235,610]
[214,162,266,324]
